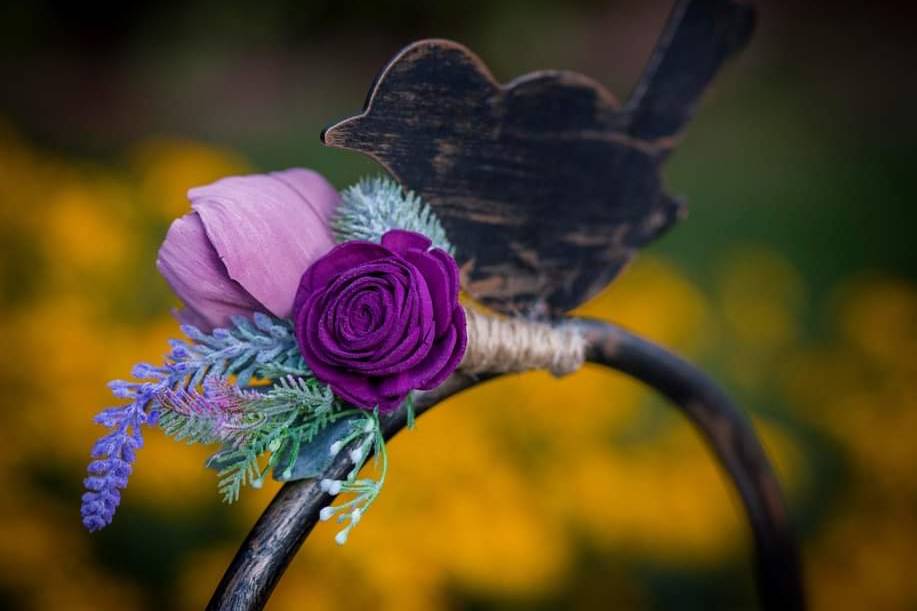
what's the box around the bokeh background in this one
[1,1,915,609]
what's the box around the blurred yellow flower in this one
[718,246,805,351]
[576,257,711,354]
[42,178,133,275]
[130,138,250,220]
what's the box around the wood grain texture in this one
[323,0,756,316]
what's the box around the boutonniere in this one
[81,172,583,543]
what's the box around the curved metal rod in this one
[208,318,805,611]
[573,319,805,610]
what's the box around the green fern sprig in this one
[158,373,367,504]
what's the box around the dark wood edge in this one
[320,38,624,151]
[208,318,805,611]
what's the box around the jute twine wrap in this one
[459,306,586,377]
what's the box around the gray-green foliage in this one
[176,312,308,387]
[333,176,454,253]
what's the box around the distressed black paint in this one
[323,0,755,315]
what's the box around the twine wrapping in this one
[459,306,586,377]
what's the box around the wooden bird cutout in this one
[323,0,755,317]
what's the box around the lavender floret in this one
[81,374,167,531]
[80,315,306,531]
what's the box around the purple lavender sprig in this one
[80,363,186,531]
[80,314,305,532]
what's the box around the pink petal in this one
[272,168,340,221]
[156,213,263,331]
[189,169,339,319]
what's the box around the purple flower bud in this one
[81,407,145,531]
[157,169,340,331]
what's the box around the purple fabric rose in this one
[157,168,339,331]
[293,229,467,412]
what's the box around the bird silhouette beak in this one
[321,115,366,150]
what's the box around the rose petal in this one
[376,394,407,413]
[313,257,417,369]
[189,169,339,319]
[293,228,466,412]
[430,248,460,307]
[302,345,378,407]
[156,213,263,331]
[293,241,392,313]
[403,249,451,334]
[417,305,468,390]
[358,260,435,375]
[337,281,389,346]
[363,261,418,361]
[381,229,432,254]
[305,329,408,412]
[321,281,394,361]
[360,323,430,376]
[314,261,408,361]
[302,290,340,368]
[375,370,416,400]
[393,311,462,394]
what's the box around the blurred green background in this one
[1,1,915,609]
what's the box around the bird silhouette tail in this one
[625,0,755,144]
